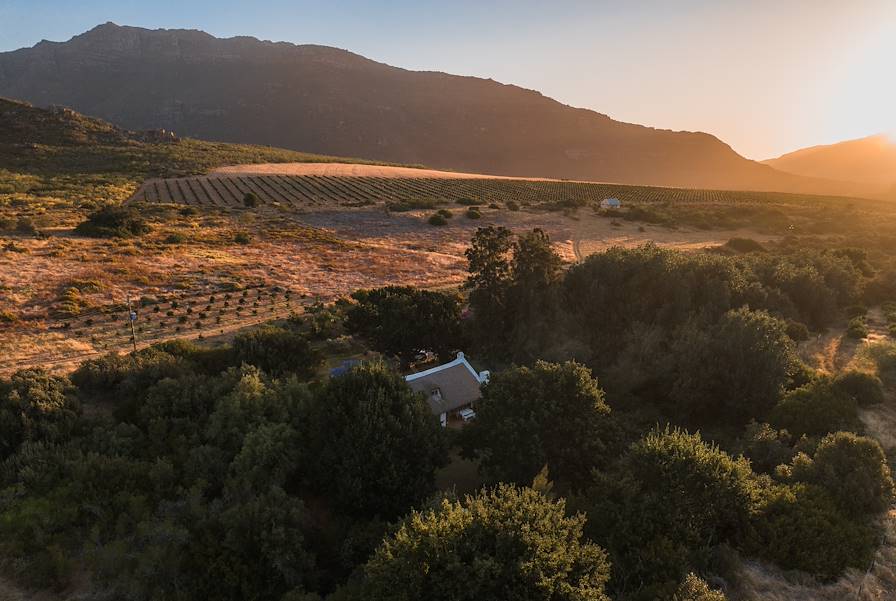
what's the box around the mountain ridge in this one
[0,23,870,196]
[764,133,896,198]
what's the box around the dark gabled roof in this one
[406,354,484,415]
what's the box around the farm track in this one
[129,174,874,211]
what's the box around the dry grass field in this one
[3,191,767,373]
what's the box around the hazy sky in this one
[1,0,893,159]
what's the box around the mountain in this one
[764,134,896,198]
[0,23,859,194]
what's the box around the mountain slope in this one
[0,22,850,194]
[0,96,394,208]
[764,134,896,198]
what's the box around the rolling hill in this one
[0,96,391,208]
[764,134,896,199]
[0,22,857,195]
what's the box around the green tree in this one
[461,361,614,487]
[749,483,876,579]
[347,286,463,365]
[770,377,859,438]
[464,226,514,355]
[832,370,885,407]
[304,362,447,518]
[507,228,564,361]
[363,484,611,601]
[791,431,894,515]
[232,325,320,378]
[671,308,797,426]
[585,427,759,598]
[0,369,80,459]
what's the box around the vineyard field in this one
[129,174,873,211]
[1,285,317,374]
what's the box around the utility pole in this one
[126,294,138,353]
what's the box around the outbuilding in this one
[600,197,622,209]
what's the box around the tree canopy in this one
[363,484,611,601]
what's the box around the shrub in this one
[163,232,187,244]
[671,308,797,426]
[465,208,482,219]
[725,237,765,253]
[738,421,794,474]
[461,361,614,486]
[506,200,520,211]
[792,431,895,515]
[436,209,453,219]
[750,483,876,579]
[363,484,611,601]
[234,232,251,244]
[304,362,447,518]
[673,574,727,601]
[0,369,80,459]
[785,319,810,342]
[427,213,448,226]
[770,377,858,438]
[832,370,885,406]
[74,205,149,238]
[846,316,868,339]
[586,427,759,597]
[243,192,259,208]
[231,326,320,378]
[15,216,39,235]
[455,197,479,206]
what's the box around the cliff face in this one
[0,23,854,193]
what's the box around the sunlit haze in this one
[1,0,893,159]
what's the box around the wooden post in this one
[126,295,138,353]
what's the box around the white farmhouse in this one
[406,352,489,427]
[600,197,622,209]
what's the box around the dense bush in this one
[347,286,463,365]
[243,191,258,207]
[672,574,727,601]
[232,326,320,378]
[749,483,876,579]
[671,308,797,427]
[427,213,448,226]
[585,428,759,598]
[770,377,859,438]
[832,370,885,406]
[74,205,149,238]
[363,484,611,601]
[737,421,794,474]
[461,361,614,487]
[0,370,80,460]
[846,316,869,339]
[302,362,447,518]
[791,431,894,515]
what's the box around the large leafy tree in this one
[462,361,614,487]
[507,228,564,361]
[232,326,320,378]
[304,362,447,518]
[585,427,759,598]
[347,286,463,365]
[671,308,798,427]
[363,484,611,601]
[464,225,514,355]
